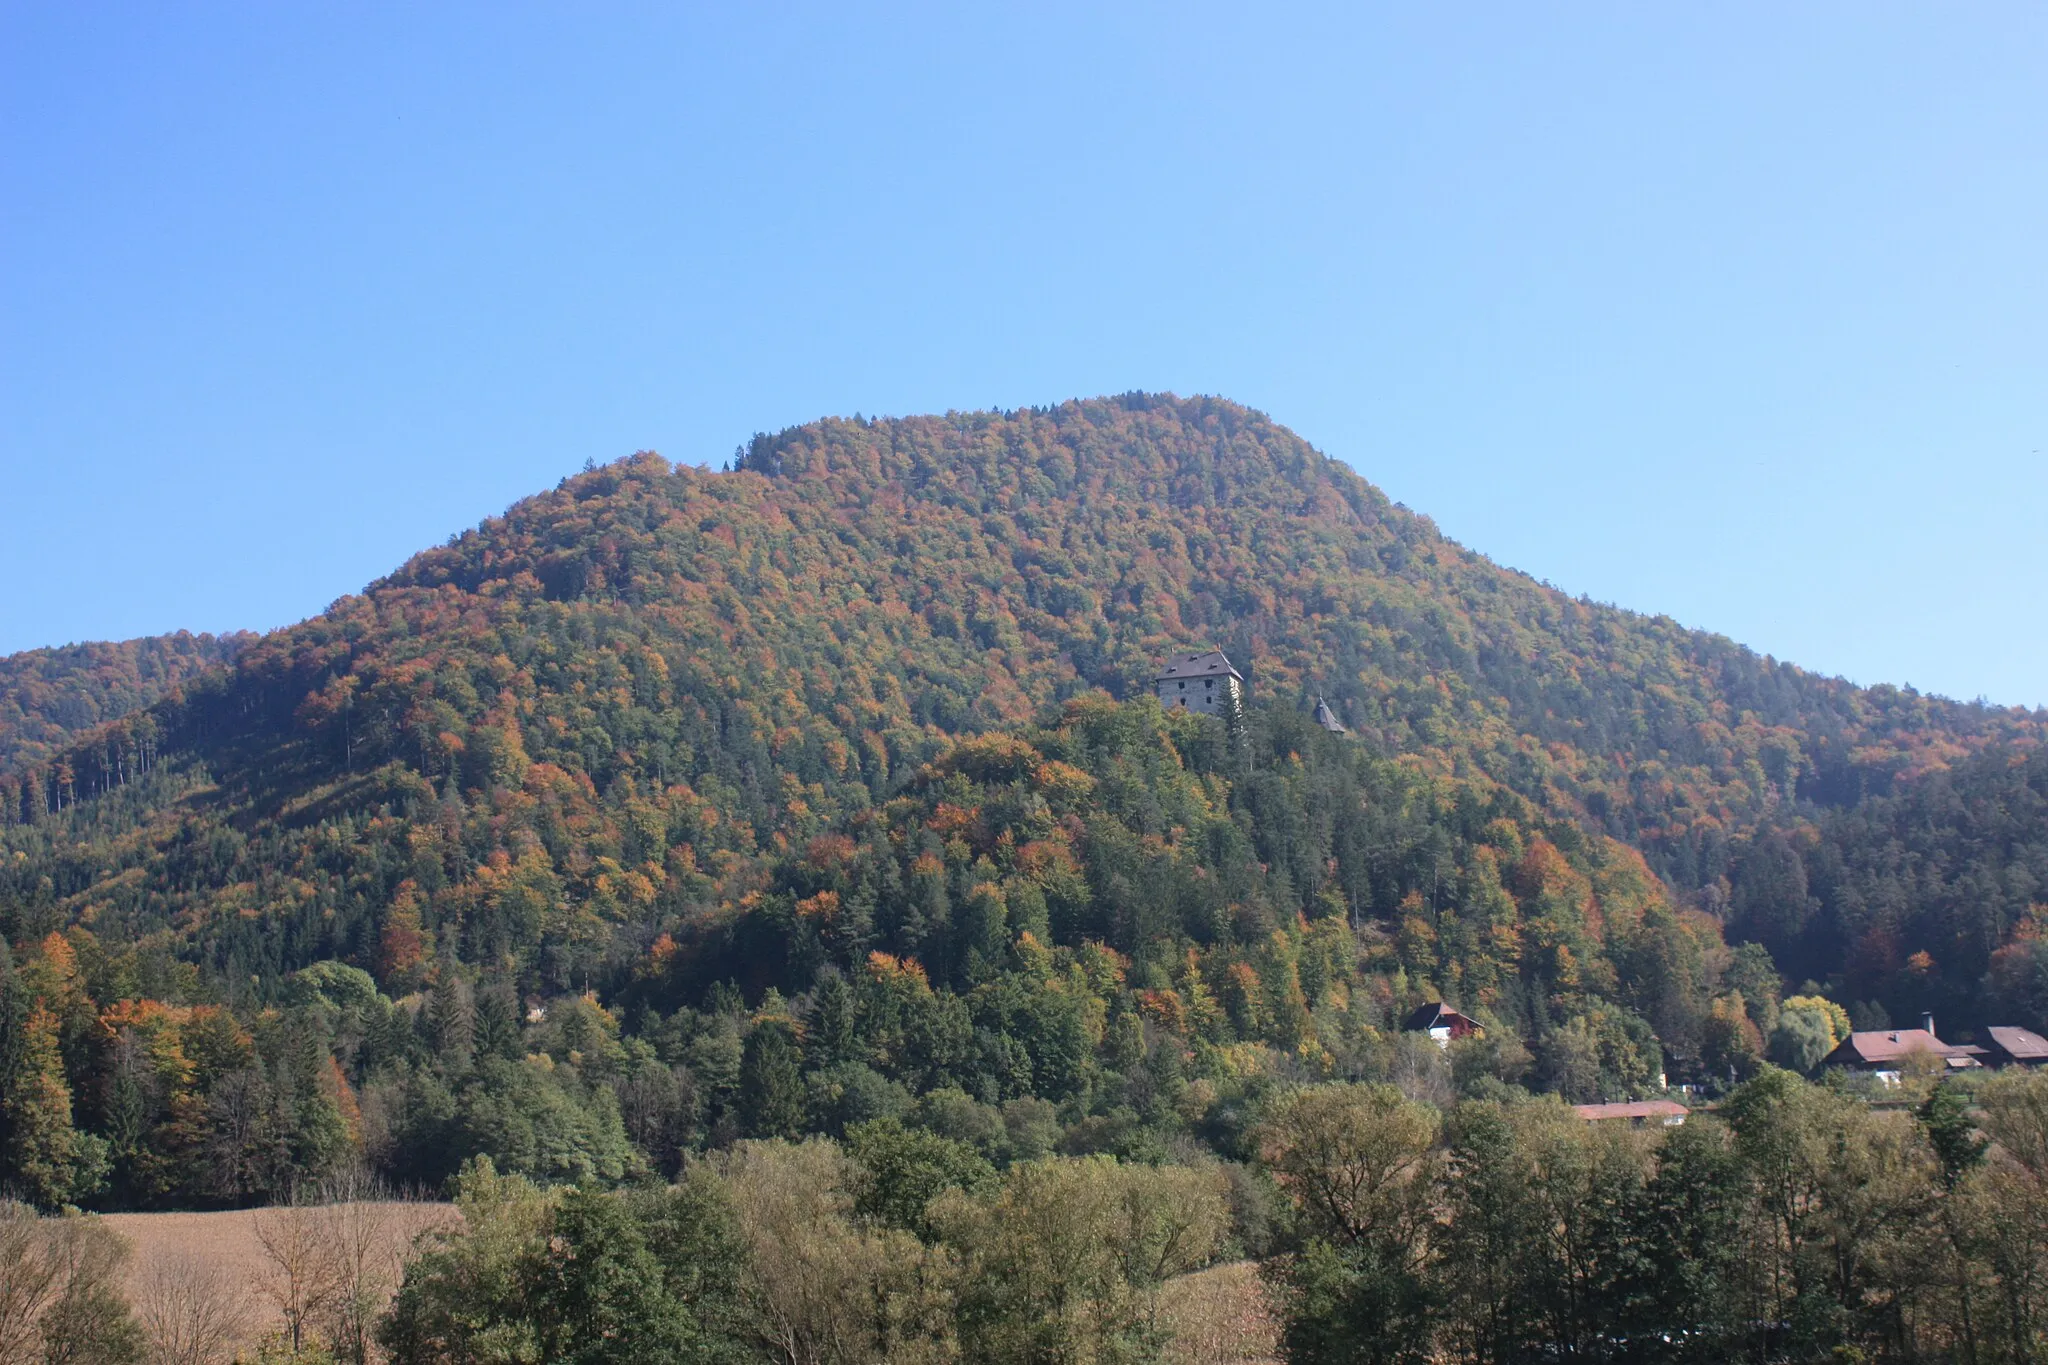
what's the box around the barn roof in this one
[1825,1028,1974,1067]
[1403,1002,1477,1033]
[1575,1100,1689,1122]
[1986,1027,2048,1062]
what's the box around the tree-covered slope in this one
[4,396,2042,984]
[4,392,2046,1216]
[354,394,2048,878]
[0,631,250,773]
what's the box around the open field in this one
[1160,1260,1281,1365]
[101,1202,456,1360]
[91,1203,1272,1363]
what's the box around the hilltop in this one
[1,393,2044,1218]
[5,395,2043,995]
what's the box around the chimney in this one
[1922,1012,1937,1039]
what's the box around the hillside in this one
[0,630,250,773]
[17,397,2033,848]
[1,392,2044,1216]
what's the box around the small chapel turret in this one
[1154,650,1243,717]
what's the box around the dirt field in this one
[1160,1260,1282,1364]
[95,1204,1272,1362]
[101,1202,456,1359]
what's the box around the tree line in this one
[11,1065,2048,1364]
[4,397,2039,1024]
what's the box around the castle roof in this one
[1154,650,1243,684]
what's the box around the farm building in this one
[1574,1100,1689,1128]
[1975,1026,2048,1068]
[1822,1014,1979,1084]
[1404,1002,1483,1048]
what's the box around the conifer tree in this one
[738,1020,804,1139]
[426,970,475,1075]
[1,1002,95,1206]
[0,942,23,1194]
[473,985,521,1062]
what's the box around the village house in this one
[1574,1100,1689,1128]
[1822,1013,1980,1085]
[1403,1002,1483,1048]
[1974,1026,2048,1068]
[1154,650,1244,717]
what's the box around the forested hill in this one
[379,393,2039,881]
[2,395,2046,1222]
[257,397,2028,855]
[0,630,251,773]
[4,396,2043,969]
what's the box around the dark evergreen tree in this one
[738,1020,804,1139]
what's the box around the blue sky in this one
[4,4,2043,706]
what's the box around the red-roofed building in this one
[1403,1002,1483,1048]
[1822,1015,1979,1084]
[1574,1100,1688,1127]
[1979,1027,2048,1068]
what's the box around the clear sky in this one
[4,4,2043,706]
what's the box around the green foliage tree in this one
[1257,1084,1438,1365]
[0,1000,103,1207]
[381,1157,753,1365]
[846,1117,993,1242]
[530,1187,706,1365]
[932,1155,1228,1365]
[719,1137,957,1365]
[739,1020,805,1140]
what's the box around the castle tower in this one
[1154,650,1244,716]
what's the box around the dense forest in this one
[1,698,1722,1209]
[2,393,2045,1361]
[0,630,250,773]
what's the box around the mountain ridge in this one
[2,392,2041,1014]
[9,394,2042,853]
[3,391,2046,1224]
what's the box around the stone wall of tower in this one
[1157,675,1239,716]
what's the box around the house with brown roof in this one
[1154,650,1244,717]
[1978,1026,2048,1068]
[1574,1100,1688,1128]
[1404,1002,1483,1048]
[1822,1014,1979,1085]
